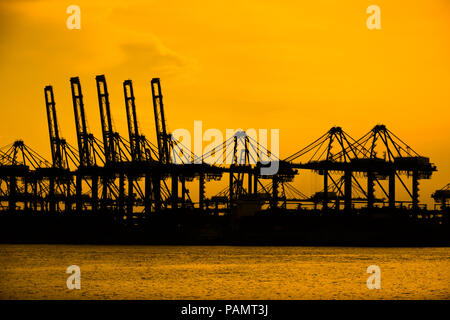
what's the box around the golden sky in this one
[0,0,449,205]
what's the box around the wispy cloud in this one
[0,0,196,78]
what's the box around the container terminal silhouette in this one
[0,75,448,245]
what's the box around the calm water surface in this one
[0,245,448,299]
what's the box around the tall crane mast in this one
[44,85,64,169]
[96,75,117,163]
[44,85,76,213]
[151,78,170,164]
[70,76,101,212]
[70,77,94,167]
[123,80,143,162]
[96,75,132,214]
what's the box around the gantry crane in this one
[0,140,51,212]
[285,127,359,211]
[44,86,65,169]
[70,76,105,212]
[123,79,162,214]
[43,85,78,212]
[150,78,176,209]
[123,79,158,162]
[0,75,441,220]
[124,80,143,162]
[151,78,171,165]
[432,183,450,210]
[353,125,436,210]
[95,75,130,212]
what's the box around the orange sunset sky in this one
[0,0,449,205]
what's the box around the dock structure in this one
[0,76,440,219]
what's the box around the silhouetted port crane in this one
[96,75,130,164]
[0,140,51,212]
[432,183,450,210]
[95,75,132,212]
[0,75,440,219]
[353,125,436,209]
[150,78,184,210]
[203,131,296,211]
[44,86,79,170]
[150,78,222,211]
[70,76,105,212]
[123,79,161,214]
[285,125,436,211]
[151,78,170,165]
[71,77,104,167]
[44,85,79,212]
[123,80,158,162]
[285,127,360,211]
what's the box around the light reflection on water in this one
[0,245,449,299]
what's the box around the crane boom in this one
[123,80,142,162]
[70,77,92,167]
[96,75,116,163]
[151,78,170,164]
[44,85,63,168]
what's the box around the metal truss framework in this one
[0,77,440,218]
